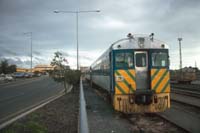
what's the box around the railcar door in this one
[134,51,149,90]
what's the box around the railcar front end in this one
[89,34,170,113]
[112,49,170,113]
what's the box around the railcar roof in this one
[110,34,169,50]
[90,34,169,67]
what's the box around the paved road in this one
[0,76,64,124]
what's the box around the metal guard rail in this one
[79,77,89,133]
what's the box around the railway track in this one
[88,81,200,132]
[157,100,200,133]
[123,113,187,133]
[171,83,200,92]
[123,99,200,133]
[90,83,186,132]
[171,88,200,98]
[171,82,199,96]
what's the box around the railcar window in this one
[115,52,133,68]
[135,53,146,67]
[152,52,168,67]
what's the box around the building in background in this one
[16,64,55,73]
[16,68,29,72]
[80,66,89,73]
[34,64,55,73]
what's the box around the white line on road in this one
[0,93,25,103]
[0,88,67,130]
[0,77,46,89]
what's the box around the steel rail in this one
[172,88,200,98]
[79,77,89,133]
[171,84,200,92]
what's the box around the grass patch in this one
[1,112,47,133]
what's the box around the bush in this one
[64,70,81,86]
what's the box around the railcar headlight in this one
[116,75,124,82]
[161,44,165,48]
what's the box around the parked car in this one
[0,74,5,83]
[14,72,25,78]
[24,72,33,78]
[4,74,15,81]
[36,73,41,77]
[0,74,15,82]
[33,72,41,77]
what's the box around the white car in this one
[5,75,14,81]
[0,76,5,82]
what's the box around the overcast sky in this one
[0,0,200,69]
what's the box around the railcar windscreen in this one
[135,53,147,67]
[115,52,133,68]
[152,52,168,67]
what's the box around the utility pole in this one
[195,61,197,68]
[30,32,32,73]
[178,38,183,70]
[24,32,33,73]
[76,12,79,70]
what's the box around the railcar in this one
[86,33,170,113]
[170,68,197,84]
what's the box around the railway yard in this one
[0,77,200,133]
[82,80,200,133]
[1,1,200,133]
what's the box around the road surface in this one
[0,76,64,125]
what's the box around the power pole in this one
[178,38,183,70]
[24,32,33,73]
[195,61,197,68]
[30,32,32,73]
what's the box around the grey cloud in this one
[60,51,69,57]
[33,51,41,55]
[80,55,92,61]
[0,46,17,56]
[0,0,200,68]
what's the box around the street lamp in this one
[178,37,183,70]
[54,10,100,70]
[24,32,33,73]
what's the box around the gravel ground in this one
[86,81,187,133]
[0,87,79,133]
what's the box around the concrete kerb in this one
[78,78,89,133]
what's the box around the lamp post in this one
[54,10,100,70]
[24,32,33,73]
[178,37,183,70]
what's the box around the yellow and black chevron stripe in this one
[151,69,170,93]
[115,69,136,94]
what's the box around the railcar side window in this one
[135,53,146,67]
[152,52,168,67]
[115,52,133,68]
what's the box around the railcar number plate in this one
[116,76,124,82]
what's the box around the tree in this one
[0,60,9,74]
[51,51,64,76]
[8,65,17,73]
[51,51,69,93]
[0,60,17,74]
[51,51,81,93]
